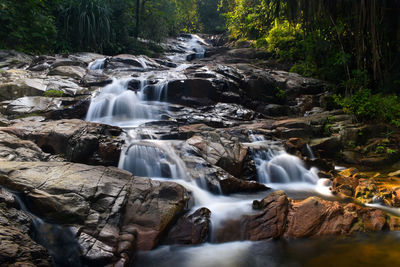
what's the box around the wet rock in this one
[331,168,360,198]
[1,119,124,166]
[217,191,389,242]
[187,134,248,178]
[107,55,162,70]
[309,136,342,158]
[181,148,267,194]
[166,208,211,245]
[6,96,63,116]
[0,50,33,69]
[48,66,87,80]
[0,162,191,265]
[0,203,51,266]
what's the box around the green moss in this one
[43,90,64,97]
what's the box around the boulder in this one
[0,71,46,101]
[6,96,63,116]
[187,134,248,178]
[166,208,211,245]
[0,161,191,265]
[1,119,124,166]
[48,66,87,80]
[0,131,58,162]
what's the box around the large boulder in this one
[48,66,87,80]
[1,119,124,166]
[0,162,191,265]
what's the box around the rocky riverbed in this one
[1,34,400,266]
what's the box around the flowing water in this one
[84,35,398,266]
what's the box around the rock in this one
[48,66,87,80]
[106,55,162,70]
[1,119,124,166]
[389,170,400,177]
[216,191,389,242]
[0,161,191,264]
[331,168,360,198]
[6,96,63,116]
[0,203,51,266]
[226,48,271,60]
[0,131,58,162]
[259,104,292,117]
[309,136,342,158]
[166,208,211,245]
[285,198,387,237]
[0,50,33,69]
[182,147,267,194]
[187,134,248,178]
[0,70,47,101]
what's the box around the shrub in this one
[265,20,303,61]
[335,88,400,126]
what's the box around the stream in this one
[83,35,400,266]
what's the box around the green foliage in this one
[197,0,225,33]
[0,0,57,53]
[43,90,64,97]
[335,89,400,127]
[58,0,111,53]
[265,20,303,61]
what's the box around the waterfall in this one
[88,58,106,70]
[254,149,320,184]
[119,141,188,179]
[86,78,168,127]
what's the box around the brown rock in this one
[1,119,123,166]
[166,207,211,245]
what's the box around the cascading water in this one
[86,78,169,127]
[88,58,106,70]
[85,35,333,266]
[254,149,319,184]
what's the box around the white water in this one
[86,77,168,127]
[88,58,106,70]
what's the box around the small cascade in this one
[254,149,320,184]
[88,58,106,70]
[119,141,188,179]
[306,144,316,160]
[86,78,167,127]
[6,188,83,266]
